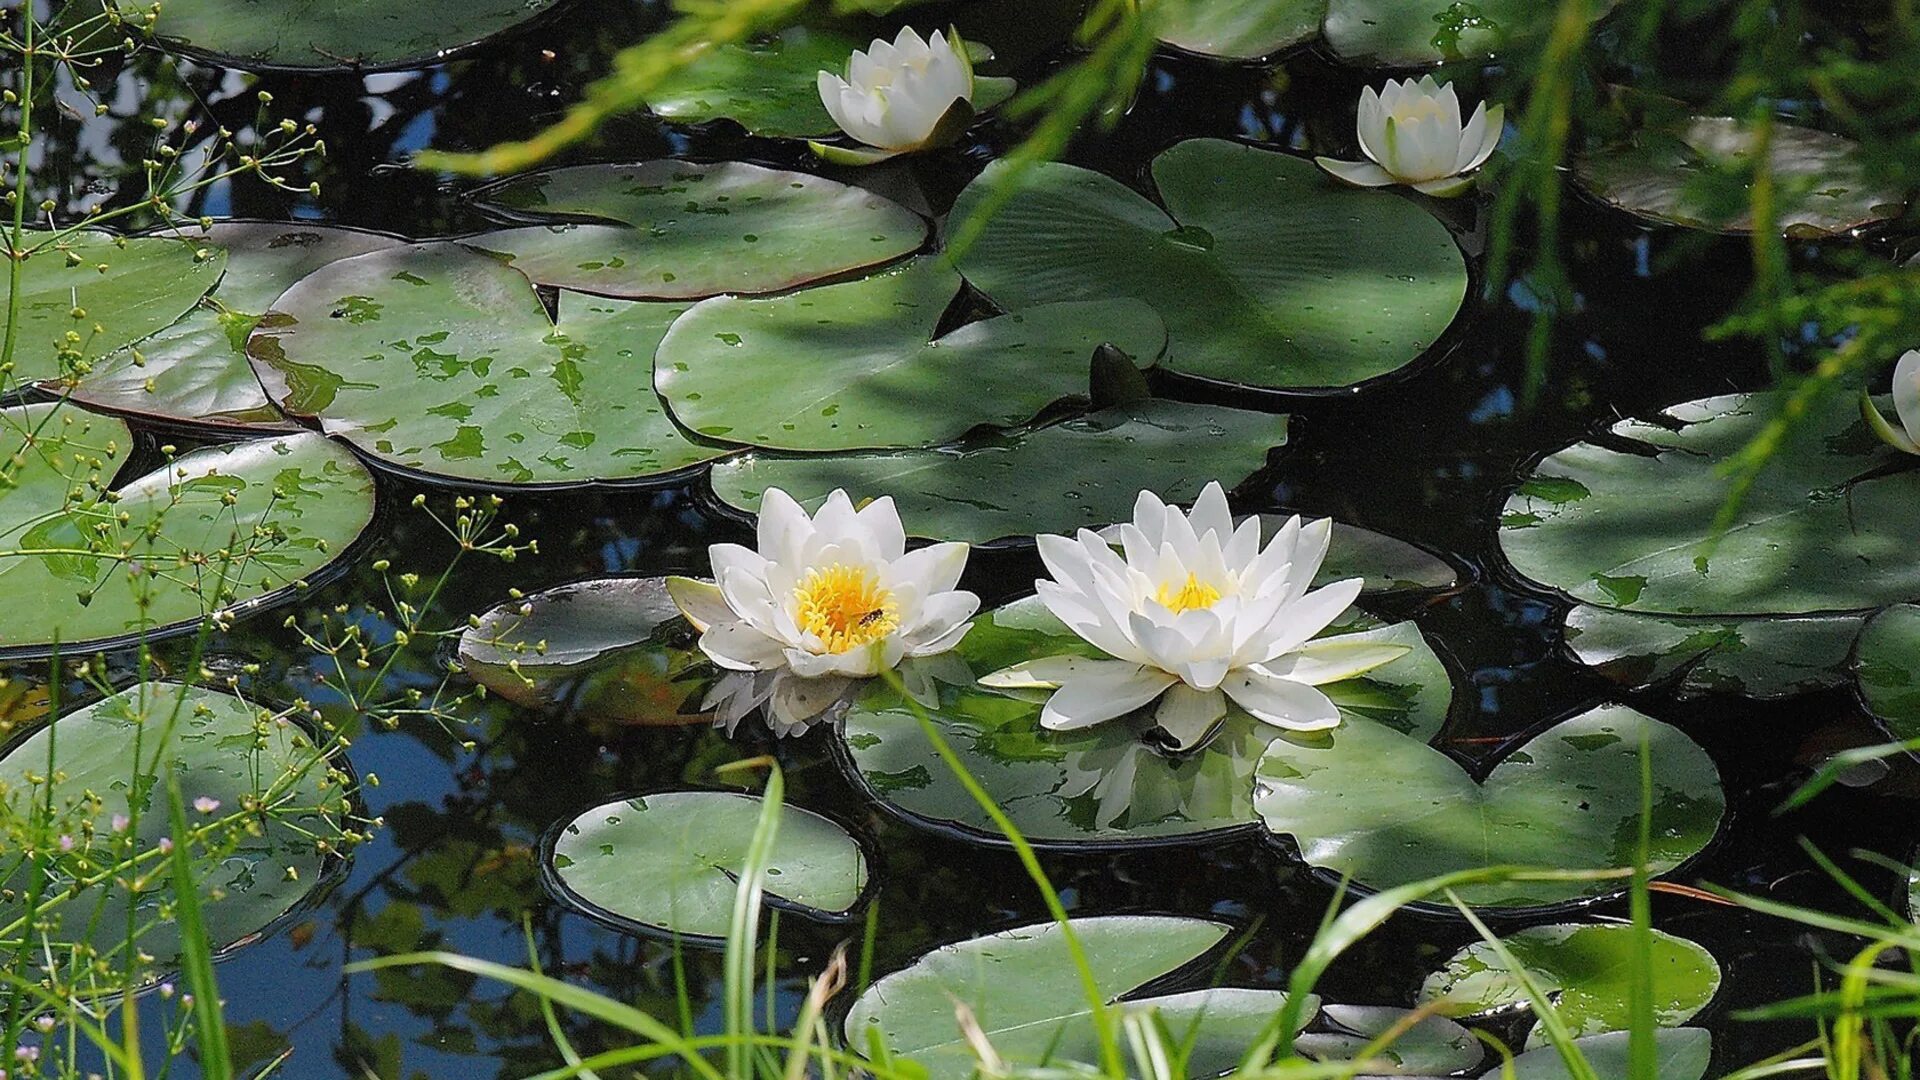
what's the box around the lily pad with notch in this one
[1254,704,1725,909]
[543,790,867,941]
[248,241,731,488]
[838,595,1450,846]
[0,404,375,654]
[656,257,1166,451]
[1562,605,1864,700]
[949,139,1466,391]
[465,161,928,300]
[141,0,565,72]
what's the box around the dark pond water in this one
[17,0,1920,1076]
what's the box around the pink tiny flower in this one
[13,1045,38,1063]
[156,837,174,855]
[57,835,74,853]
[31,1018,51,1034]
[158,983,175,999]
[111,814,130,833]
[193,797,221,814]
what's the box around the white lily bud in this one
[815,26,974,164]
[1316,76,1504,198]
[1863,349,1920,455]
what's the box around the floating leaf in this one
[1254,704,1725,908]
[1419,923,1722,1044]
[1576,114,1908,236]
[0,404,374,654]
[1323,0,1614,66]
[1505,1029,1712,1080]
[657,258,1165,451]
[1501,391,1920,616]
[1564,605,1862,700]
[544,791,866,941]
[949,140,1465,391]
[839,596,1449,845]
[249,242,729,487]
[466,161,928,300]
[846,915,1313,1078]
[709,398,1286,545]
[1156,0,1324,59]
[64,222,400,431]
[2,230,225,385]
[1856,604,1920,741]
[458,577,715,726]
[1311,520,1459,593]
[143,0,564,71]
[0,682,344,975]
[1295,1005,1482,1074]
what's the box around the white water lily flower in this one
[1862,349,1920,455]
[981,483,1410,751]
[1315,75,1503,197]
[813,26,975,165]
[668,489,979,698]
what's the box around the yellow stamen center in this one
[793,563,899,654]
[1156,573,1222,613]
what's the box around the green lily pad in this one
[459,577,717,726]
[142,0,564,71]
[839,596,1450,845]
[248,241,730,488]
[63,223,400,432]
[2,230,225,386]
[1506,1029,1712,1080]
[1575,114,1908,236]
[465,161,928,300]
[1323,0,1614,66]
[949,139,1466,391]
[0,404,374,654]
[1295,1005,1482,1074]
[657,258,1166,451]
[544,791,867,941]
[709,398,1287,545]
[846,915,1313,1079]
[1254,704,1725,908]
[1311,520,1459,592]
[1157,0,1325,60]
[1419,924,1722,1045]
[0,682,345,976]
[1856,604,1920,741]
[1564,605,1863,700]
[1501,391,1920,616]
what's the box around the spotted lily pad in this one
[142,0,564,71]
[1563,606,1864,700]
[543,791,867,941]
[2,230,225,386]
[1506,1029,1712,1080]
[0,404,375,654]
[1575,114,1908,236]
[1295,1005,1482,1074]
[949,139,1466,391]
[1254,704,1725,908]
[839,595,1449,846]
[846,916,1313,1079]
[1419,924,1722,1045]
[466,161,928,300]
[62,222,400,432]
[248,242,729,487]
[1323,0,1615,66]
[0,682,345,975]
[657,258,1166,451]
[1856,604,1920,741]
[1156,0,1325,60]
[458,577,716,726]
[709,398,1286,545]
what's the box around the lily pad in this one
[1419,924,1722,1045]
[1156,0,1324,60]
[465,161,928,300]
[846,915,1313,1079]
[1501,391,1920,616]
[458,577,716,726]
[709,398,1287,545]
[1295,1005,1482,1074]
[1314,521,1459,593]
[0,404,375,654]
[949,139,1465,391]
[248,242,730,488]
[657,258,1166,451]
[644,26,1016,138]
[142,0,564,71]
[1564,606,1863,700]
[2,230,225,385]
[63,222,401,432]
[0,682,345,975]
[838,596,1450,846]
[1505,1029,1712,1080]
[1254,704,1725,908]
[544,791,867,941]
[1575,114,1908,236]
[1323,0,1614,66]
[1855,604,1920,741]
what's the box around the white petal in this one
[981,654,1121,690]
[904,591,980,653]
[1250,577,1363,662]
[700,622,788,672]
[1035,580,1142,661]
[1261,637,1412,685]
[819,72,859,139]
[1221,669,1341,732]
[1188,481,1233,543]
[1356,86,1385,163]
[757,489,812,569]
[768,673,853,732]
[1463,103,1504,173]
[1041,665,1178,732]
[855,496,907,561]
[1130,489,1173,547]
[665,576,730,634]
[1436,81,1463,131]
[1896,349,1920,447]
[1411,174,1477,198]
[1316,157,1397,188]
[891,540,969,595]
[1153,685,1228,751]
